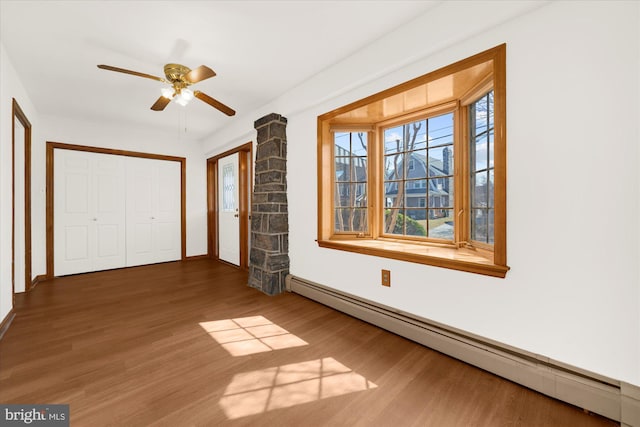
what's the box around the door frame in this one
[46,142,187,279]
[207,142,252,269]
[12,99,32,299]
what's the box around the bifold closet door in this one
[125,157,181,267]
[54,149,126,276]
[55,150,182,276]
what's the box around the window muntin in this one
[334,132,368,234]
[469,91,494,244]
[382,112,454,241]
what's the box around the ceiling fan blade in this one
[194,91,236,116]
[184,65,216,84]
[151,96,171,111]
[97,64,166,82]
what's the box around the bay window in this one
[318,45,508,277]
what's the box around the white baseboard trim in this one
[286,274,638,425]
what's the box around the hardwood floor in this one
[0,260,617,426]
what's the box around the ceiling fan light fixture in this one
[175,88,194,106]
[160,87,174,99]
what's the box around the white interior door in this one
[14,118,26,292]
[93,154,127,271]
[218,152,240,265]
[126,157,181,267]
[54,149,126,276]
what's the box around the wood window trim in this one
[317,44,509,278]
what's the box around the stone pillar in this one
[248,113,289,295]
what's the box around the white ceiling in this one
[0,0,437,142]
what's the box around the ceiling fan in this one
[97,63,236,116]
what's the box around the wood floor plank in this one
[0,260,618,426]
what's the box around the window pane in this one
[355,184,368,207]
[471,208,488,242]
[411,179,427,193]
[335,208,368,233]
[429,177,453,208]
[446,176,455,206]
[428,146,453,177]
[384,209,405,235]
[408,150,427,179]
[428,113,454,147]
[385,154,404,180]
[335,183,350,205]
[335,157,349,182]
[405,120,427,150]
[352,132,367,156]
[475,97,488,132]
[406,181,426,209]
[384,126,404,154]
[474,134,488,171]
[413,123,428,151]
[428,209,454,240]
[384,181,403,208]
[405,209,427,236]
[334,132,351,156]
[336,184,368,207]
[473,171,489,208]
[352,156,367,182]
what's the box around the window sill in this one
[317,238,509,278]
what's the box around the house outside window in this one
[318,44,508,277]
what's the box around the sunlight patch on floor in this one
[199,316,308,356]
[219,357,378,419]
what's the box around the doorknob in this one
[234,213,239,218]
[91,218,97,221]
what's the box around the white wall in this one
[40,114,208,264]
[202,1,640,386]
[0,43,41,323]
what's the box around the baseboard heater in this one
[286,275,639,425]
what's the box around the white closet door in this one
[93,154,127,270]
[154,160,181,263]
[54,150,126,276]
[125,157,181,267]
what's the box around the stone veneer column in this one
[248,113,289,295]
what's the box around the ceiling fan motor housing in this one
[164,63,191,84]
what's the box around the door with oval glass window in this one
[218,152,240,265]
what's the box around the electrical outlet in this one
[381,269,391,287]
